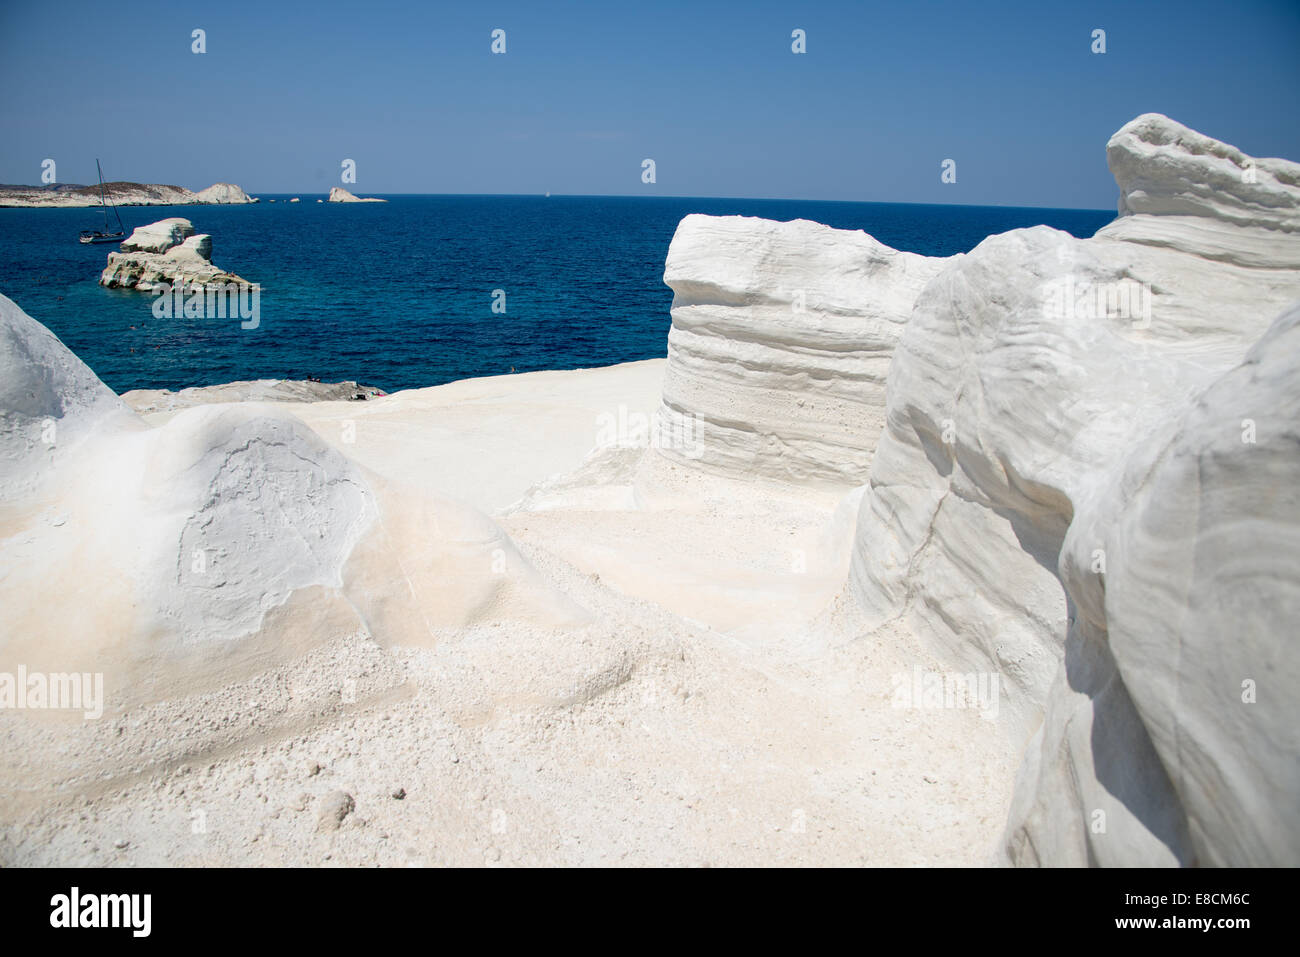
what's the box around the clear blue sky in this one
[2,0,1297,208]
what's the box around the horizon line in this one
[4,187,1117,215]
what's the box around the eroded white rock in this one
[1098,113,1300,268]
[119,218,195,254]
[659,214,948,487]
[102,219,251,290]
[827,113,1300,864]
[194,183,255,204]
[0,294,584,716]
[0,292,141,499]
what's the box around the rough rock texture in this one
[328,187,386,203]
[122,379,387,415]
[101,218,252,290]
[0,293,582,726]
[119,218,195,253]
[317,791,355,831]
[1098,113,1300,268]
[1006,304,1300,867]
[659,215,948,487]
[1091,309,1300,866]
[0,181,257,207]
[836,113,1300,864]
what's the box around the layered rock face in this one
[658,215,948,487]
[834,114,1300,864]
[1098,114,1300,268]
[648,114,1299,865]
[1015,304,1300,867]
[328,187,386,203]
[101,218,253,290]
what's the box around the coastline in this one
[0,181,257,208]
[1,112,1297,867]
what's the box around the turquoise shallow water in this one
[0,195,1113,393]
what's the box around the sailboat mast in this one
[96,159,108,230]
[96,159,124,232]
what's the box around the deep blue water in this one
[0,195,1114,393]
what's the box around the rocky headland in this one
[0,181,257,208]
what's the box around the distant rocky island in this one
[0,181,257,208]
[328,186,386,203]
[99,218,254,291]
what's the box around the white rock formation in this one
[1072,307,1300,866]
[1001,302,1300,867]
[101,218,252,290]
[328,187,386,203]
[0,293,141,500]
[832,113,1300,865]
[1,113,1296,869]
[0,291,583,719]
[659,215,948,488]
[1098,113,1300,268]
[119,217,195,253]
[193,182,256,204]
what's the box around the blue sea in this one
[0,196,1114,394]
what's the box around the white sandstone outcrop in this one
[0,293,142,500]
[830,113,1300,865]
[0,291,583,723]
[1003,301,1300,867]
[659,215,948,487]
[328,187,386,203]
[193,182,256,204]
[119,217,195,253]
[0,113,1295,869]
[1075,307,1300,866]
[1097,113,1300,268]
[638,113,1300,865]
[101,218,252,290]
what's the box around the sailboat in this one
[78,159,127,244]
